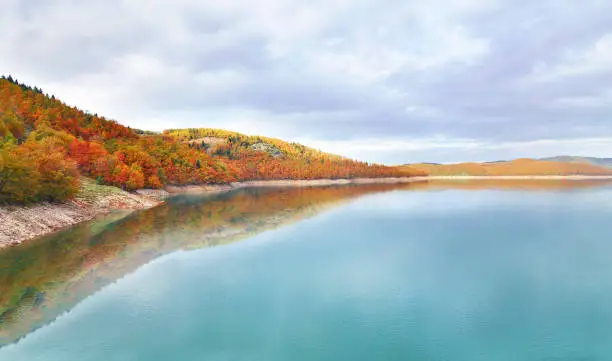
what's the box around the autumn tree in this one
[0,143,41,203]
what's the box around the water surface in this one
[2,181,612,360]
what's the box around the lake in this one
[2,180,612,361]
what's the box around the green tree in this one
[0,145,41,203]
[1,110,25,140]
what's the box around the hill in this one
[405,158,612,176]
[164,128,425,181]
[540,156,612,168]
[0,76,422,204]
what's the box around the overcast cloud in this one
[1,0,612,163]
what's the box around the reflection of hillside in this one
[2,179,611,347]
[0,183,421,347]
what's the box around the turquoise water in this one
[2,183,612,360]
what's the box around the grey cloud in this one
[1,0,612,162]
[3,1,155,80]
[383,1,612,142]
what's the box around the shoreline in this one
[3,175,612,250]
[0,181,162,250]
[164,176,427,194]
[417,175,612,180]
[164,175,612,194]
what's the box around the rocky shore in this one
[0,179,161,249]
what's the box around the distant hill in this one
[405,158,612,176]
[540,156,612,168]
[164,128,425,181]
[166,128,353,164]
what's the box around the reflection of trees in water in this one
[2,179,610,346]
[0,183,417,346]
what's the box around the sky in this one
[1,0,612,164]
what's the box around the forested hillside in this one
[165,128,424,180]
[0,76,421,204]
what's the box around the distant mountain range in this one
[404,158,612,176]
[539,156,612,168]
